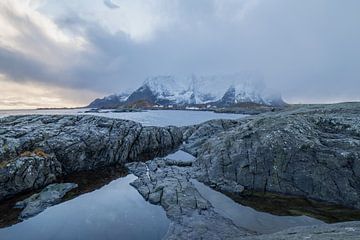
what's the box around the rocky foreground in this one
[1,103,360,239]
[127,157,360,239]
[0,115,182,201]
[126,102,360,239]
[127,159,252,240]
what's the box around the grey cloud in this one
[1,0,360,103]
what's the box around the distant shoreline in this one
[0,101,360,114]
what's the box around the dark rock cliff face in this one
[183,103,360,209]
[88,93,130,109]
[219,86,236,106]
[0,115,183,201]
[88,96,122,109]
[126,85,159,105]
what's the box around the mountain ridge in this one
[88,73,286,109]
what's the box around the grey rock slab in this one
[126,159,252,240]
[0,115,183,201]
[15,183,78,219]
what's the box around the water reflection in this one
[229,191,360,224]
[0,174,170,240]
[193,180,324,234]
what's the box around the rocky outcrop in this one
[0,115,183,201]
[15,183,78,219]
[183,102,360,209]
[126,159,252,240]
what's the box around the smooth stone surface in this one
[15,183,78,219]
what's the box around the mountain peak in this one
[88,73,286,108]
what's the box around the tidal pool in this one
[193,180,324,234]
[0,175,170,240]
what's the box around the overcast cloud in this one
[0,0,359,108]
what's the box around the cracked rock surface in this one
[127,158,360,240]
[126,159,252,240]
[0,115,182,201]
[182,102,360,209]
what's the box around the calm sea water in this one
[0,109,244,127]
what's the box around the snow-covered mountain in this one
[126,76,190,105]
[88,92,131,109]
[88,73,285,108]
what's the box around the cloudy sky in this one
[0,0,359,109]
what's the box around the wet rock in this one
[183,102,360,209]
[0,115,183,200]
[15,183,78,219]
[126,159,252,240]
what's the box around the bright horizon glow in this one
[0,76,99,110]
